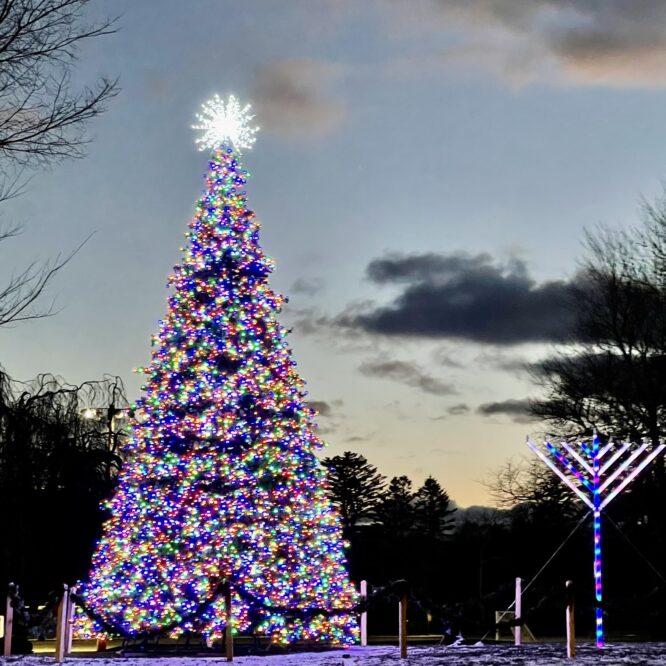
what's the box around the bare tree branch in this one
[0,0,117,328]
[0,0,119,166]
[0,230,92,326]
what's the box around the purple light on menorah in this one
[527,435,665,648]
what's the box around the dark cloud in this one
[308,400,333,417]
[251,58,346,137]
[477,398,535,424]
[359,357,455,396]
[291,277,324,297]
[414,1,666,88]
[343,252,576,345]
[366,252,479,284]
[448,403,470,416]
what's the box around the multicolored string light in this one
[528,435,665,647]
[74,97,358,645]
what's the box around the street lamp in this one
[80,405,134,455]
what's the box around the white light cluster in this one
[193,94,259,152]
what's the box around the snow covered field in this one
[4,643,666,665]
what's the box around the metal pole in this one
[3,585,14,656]
[514,577,522,646]
[565,580,575,659]
[360,580,368,647]
[65,586,77,656]
[55,585,69,663]
[224,583,233,662]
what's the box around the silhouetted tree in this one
[531,194,666,453]
[0,368,129,600]
[374,475,415,540]
[321,451,385,534]
[486,457,579,523]
[414,476,456,539]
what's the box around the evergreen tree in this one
[374,475,415,539]
[414,476,456,539]
[321,451,385,534]
[75,96,358,645]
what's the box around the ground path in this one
[3,643,666,665]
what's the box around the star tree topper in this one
[192,94,259,152]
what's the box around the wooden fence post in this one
[65,585,77,656]
[360,580,368,647]
[224,583,233,662]
[565,580,575,659]
[515,577,522,646]
[3,584,14,657]
[398,592,407,659]
[54,585,69,663]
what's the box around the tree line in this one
[321,451,456,540]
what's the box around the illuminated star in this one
[192,94,259,152]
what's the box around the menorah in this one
[527,435,665,647]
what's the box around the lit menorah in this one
[527,435,665,648]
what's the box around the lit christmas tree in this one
[74,95,359,645]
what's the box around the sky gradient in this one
[3,0,666,506]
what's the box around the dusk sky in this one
[3,0,666,507]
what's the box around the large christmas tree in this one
[75,96,358,645]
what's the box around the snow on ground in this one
[3,643,666,665]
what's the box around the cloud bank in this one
[343,252,576,345]
[403,1,666,89]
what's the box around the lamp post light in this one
[80,404,134,455]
